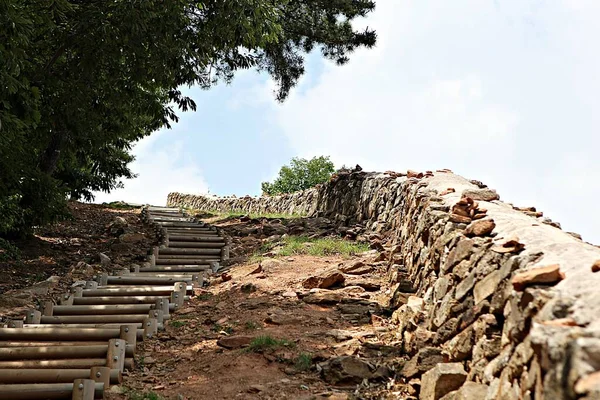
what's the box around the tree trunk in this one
[39,130,66,175]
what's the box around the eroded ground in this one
[110,215,408,400]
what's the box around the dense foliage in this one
[261,156,335,195]
[0,0,376,236]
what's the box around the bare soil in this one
[108,217,403,400]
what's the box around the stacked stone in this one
[166,169,600,400]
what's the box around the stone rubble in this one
[168,169,600,399]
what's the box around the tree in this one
[262,156,336,195]
[0,0,377,235]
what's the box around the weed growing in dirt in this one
[196,293,213,301]
[125,388,163,400]
[212,324,234,334]
[295,353,313,371]
[170,320,187,328]
[245,321,260,330]
[260,236,370,258]
[246,335,296,353]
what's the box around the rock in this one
[326,329,354,341]
[109,385,126,394]
[248,265,262,275]
[440,188,456,196]
[240,283,257,293]
[119,233,145,243]
[401,347,445,378]
[420,363,467,400]
[592,260,600,273]
[216,335,254,349]
[338,285,366,294]
[464,219,495,237]
[302,291,343,305]
[439,382,489,400]
[107,216,128,235]
[449,214,472,224]
[444,326,474,361]
[302,270,345,289]
[341,261,373,275]
[247,384,266,393]
[144,356,156,365]
[282,291,297,298]
[576,371,600,395]
[511,264,565,291]
[491,237,525,254]
[461,189,499,202]
[70,261,95,276]
[320,356,373,384]
[98,253,111,267]
[265,313,301,325]
[474,271,502,305]
[260,258,282,271]
[407,170,424,179]
[46,275,61,283]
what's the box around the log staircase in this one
[0,206,228,399]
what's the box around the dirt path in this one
[109,217,404,400]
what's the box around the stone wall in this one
[168,169,600,399]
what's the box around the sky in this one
[94,0,600,245]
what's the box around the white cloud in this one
[256,0,600,244]
[93,135,209,206]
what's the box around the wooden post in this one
[59,293,74,305]
[106,339,126,371]
[25,310,41,324]
[7,320,23,328]
[90,366,110,389]
[170,292,184,309]
[148,309,164,324]
[154,299,169,318]
[42,301,54,316]
[143,318,158,339]
[85,281,98,290]
[71,378,96,400]
[119,325,137,348]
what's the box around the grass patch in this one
[185,207,305,222]
[125,389,163,400]
[295,353,313,371]
[170,320,187,328]
[196,292,213,301]
[102,201,138,210]
[257,236,369,258]
[245,335,296,353]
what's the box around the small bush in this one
[0,238,21,261]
